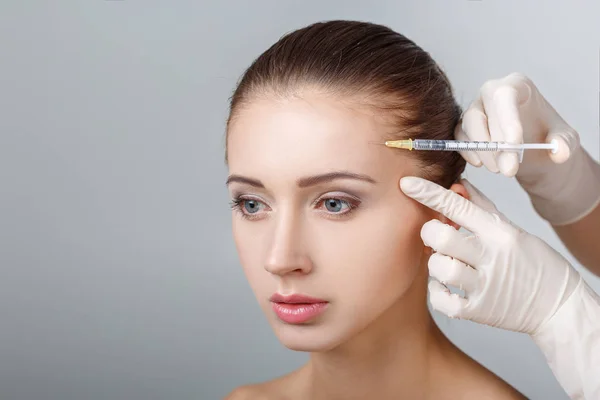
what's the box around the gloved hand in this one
[400,175,581,334]
[400,176,600,399]
[456,73,600,225]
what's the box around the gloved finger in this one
[496,151,520,178]
[490,73,577,164]
[492,85,524,177]
[454,121,482,167]
[428,280,466,319]
[461,97,499,173]
[547,127,580,164]
[459,179,501,215]
[462,178,525,230]
[428,252,479,294]
[400,176,500,235]
[421,219,482,267]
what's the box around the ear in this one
[438,182,470,230]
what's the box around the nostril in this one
[264,257,313,276]
[265,263,305,275]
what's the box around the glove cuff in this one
[519,147,600,226]
[531,278,600,399]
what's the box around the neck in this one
[305,267,456,400]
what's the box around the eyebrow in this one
[225,171,378,188]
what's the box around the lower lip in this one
[271,302,328,324]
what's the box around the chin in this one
[270,321,349,353]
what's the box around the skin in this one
[554,202,600,276]
[224,91,525,400]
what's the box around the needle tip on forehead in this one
[368,141,388,146]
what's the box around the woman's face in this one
[226,93,434,352]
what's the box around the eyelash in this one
[229,195,361,221]
[229,197,263,221]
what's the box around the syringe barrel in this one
[412,140,500,151]
[412,140,447,150]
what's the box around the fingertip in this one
[427,252,446,269]
[427,280,464,319]
[460,151,483,167]
[496,152,519,177]
[421,218,444,233]
[420,220,433,242]
[547,135,571,164]
[399,176,423,194]
[480,153,501,174]
[420,219,442,246]
[428,279,449,292]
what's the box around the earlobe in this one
[449,182,470,201]
[437,182,470,230]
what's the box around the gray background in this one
[1,1,599,399]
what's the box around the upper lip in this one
[269,293,327,304]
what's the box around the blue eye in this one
[323,198,349,213]
[243,199,262,214]
[230,197,267,219]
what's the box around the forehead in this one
[226,94,415,181]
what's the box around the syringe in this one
[384,138,558,162]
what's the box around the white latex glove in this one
[399,175,580,333]
[400,176,600,399]
[457,73,600,225]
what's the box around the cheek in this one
[309,201,426,298]
[232,218,271,296]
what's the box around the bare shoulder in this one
[223,384,270,400]
[471,362,527,399]
[450,355,528,399]
[464,376,527,400]
[434,371,526,400]
[223,368,307,400]
[434,345,527,400]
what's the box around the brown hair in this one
[226,20,465,188]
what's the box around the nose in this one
[264,213,312,276]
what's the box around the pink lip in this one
[269,293,329,324]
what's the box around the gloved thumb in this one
[547,127,580,164]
